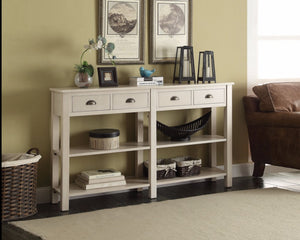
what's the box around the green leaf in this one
[85,65,94,77]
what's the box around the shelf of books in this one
[67,180,149,198]
[53,181,149,198]
[69,142,150,157]
[53,169,150,198]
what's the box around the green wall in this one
[2,0,247,187]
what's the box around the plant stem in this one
[80,48,89,65]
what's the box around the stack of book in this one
[129,76,164,86]
[75,169,126,190]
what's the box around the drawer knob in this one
[170,96,180,101]
[205,94,213,99]
[86,100,97,105]
[126,98,136,103]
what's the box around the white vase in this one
[74,72,93,88]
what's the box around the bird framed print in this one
[98,0,145,65]
[149,0,192,64]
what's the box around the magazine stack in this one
[75,169,126,190]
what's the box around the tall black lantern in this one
[173,46,196,84]
[197,51,216,83]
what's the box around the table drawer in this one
[112,92,149,110]
[158,90,192,108]
[193,88,225,105]
[72,94,111,112]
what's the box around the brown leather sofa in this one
[243,82,300,177]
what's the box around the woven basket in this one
[173,156,202,177]
[144,159,176,180]
[157,111,211,141]
[2,148,41,221]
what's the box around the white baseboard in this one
[36,163,297,204]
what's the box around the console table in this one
[50,83,233,211]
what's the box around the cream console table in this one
[50,83,233,211]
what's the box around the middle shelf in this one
[67,135,226,157]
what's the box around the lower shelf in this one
[54,167,225,199]
[157,167,226,186]
[54,179,150,198]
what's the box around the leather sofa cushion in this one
[253,82,300,112]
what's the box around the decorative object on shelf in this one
[150,0,193,63]
[144,159,177,180]
[172,156,202,177]
[97,67,118,87]
[197,51,216,84]
[89,129,120,150]
[98,0,145,64]
[2,148,41,221]
[74,35,115,88]
[157,111,211,141]
[173,46,196,84]
[139,67,155,78]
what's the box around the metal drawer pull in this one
[170,96,180,101]
[126,98,136,103]
[205,94,213,99]
[86,100,97,105]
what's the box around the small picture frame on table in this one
[98,67,118,87]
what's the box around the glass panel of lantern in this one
[173,46,196,84]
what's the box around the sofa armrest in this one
[245,111,300,128]
[243,96,260,113]
[243,95,300,128]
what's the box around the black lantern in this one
[197,51,216,83]
[173,46,196,84]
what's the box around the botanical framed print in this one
[98,0,145,65]
[150,0,192,63]
[98,67,118,87]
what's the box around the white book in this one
[130,76,163,82]
[77,174,125,184]
[152,76,164,81]
[75,178,126,190]
[80,169,122,180]
[130,81,157,86]
[129,77,145,82]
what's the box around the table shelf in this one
[69,142,150,157]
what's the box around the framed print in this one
[98,0,145,65]
[150,0,192,63]
[98,67,118,87]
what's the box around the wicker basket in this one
[173,156,202,177]
[2,148,41,221]
[157,111,211,141]
[144,159,176,180]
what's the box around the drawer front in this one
[112,92,149,110]
[158,90,192,108]
[193,88,225,105]
[72,94,111,112]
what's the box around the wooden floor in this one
[2,171,300,240]
[13,171,300,219]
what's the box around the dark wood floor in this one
[16,171,300,219]
[2,171,300,240]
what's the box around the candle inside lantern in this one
[206,67,211,77]
[183,60,190,77]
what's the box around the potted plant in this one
[74,36,115,88]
